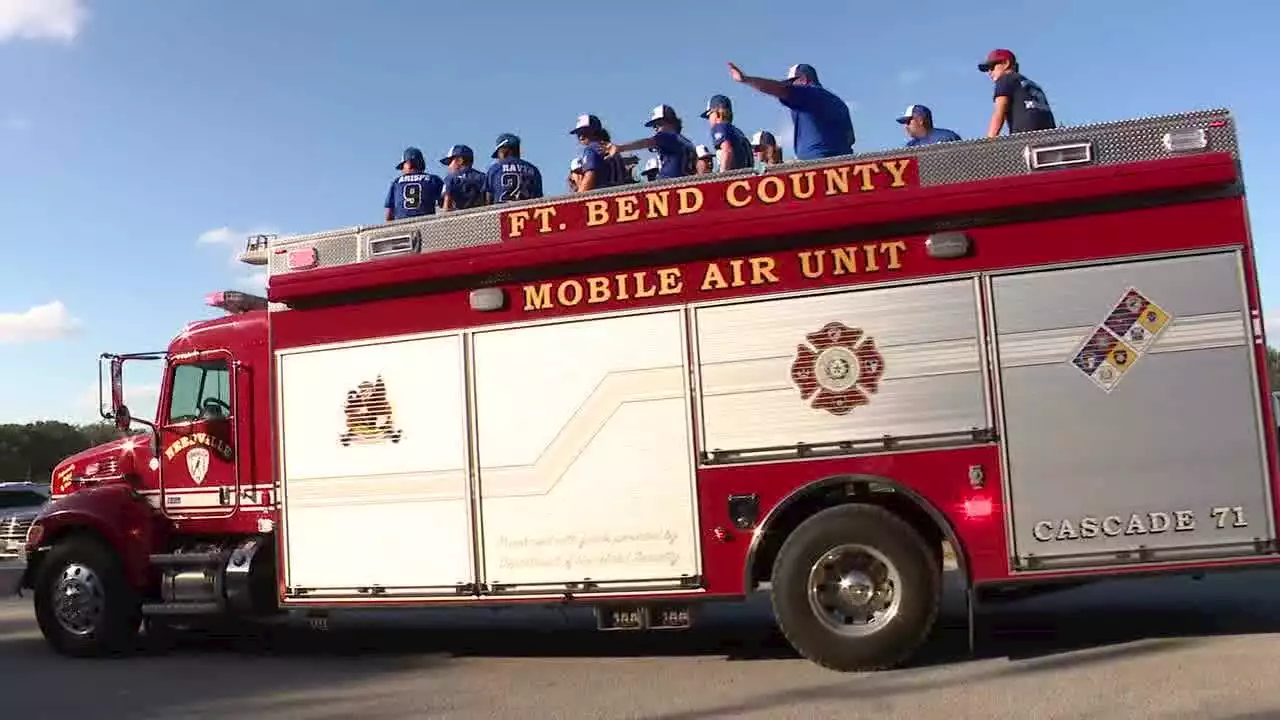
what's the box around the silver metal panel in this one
[992,253,1275,567]
[257,109,1238,279]
[695,279,987,454]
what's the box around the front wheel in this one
[33,536,142,657]
[770,503,942,671]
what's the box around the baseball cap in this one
[896,104,932,124]
[645,104,680,127]
[695,144,713,160]
[570,113,604,135]
[570,157,584,172]
[440,144,473,165]
[751,130,777,148]
[643,157,661,174]
[978,49,1016,72]
[398,146,425,171]
[491,133,520,158]
[786,63,820,85]
[700,94,732,119]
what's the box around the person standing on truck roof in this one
[440,145,490,211]
[486,133,544,203]
[752,130,783,166]
[570,114,627,191]
[566,157,585,192]
[897,104,962,147]
[700,94,754,172]
[640,156,661,182]
[604,104,697,180]
[694,144,715,174]
[726,62,855,160]
[978,48,1056,137]
[384,146,444,221]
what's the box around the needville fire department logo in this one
[339,375,404,446]
[1070,287,1172,392]
[790,321,886,416]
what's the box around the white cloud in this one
[198,225,279,293]
[0,300,81,344]
[78,375,161,425]
[0,0,88,43]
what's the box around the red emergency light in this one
[206,290,268,314]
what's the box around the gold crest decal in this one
[340,375,403,446]
[790,321,886,416]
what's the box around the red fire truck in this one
[3,108,1276,672]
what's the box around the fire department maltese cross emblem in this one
[790,321,886,416]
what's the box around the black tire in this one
[33,535,142,657]
[770,503,941,671]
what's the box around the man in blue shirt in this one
[604,104,696,180]
[699,94,754,172]
[384,146,443,221]
[486,133,543,204]
[726,62,855,160]
[897,105,962,147]
[570,114,627,191]
[440,144,490,210]
[978,48,1056,137]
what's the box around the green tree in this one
[0,421,131,485]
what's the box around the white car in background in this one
[0,482,50,559]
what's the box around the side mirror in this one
[114,404,132,432]
[110,356,125,413]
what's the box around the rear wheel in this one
[770,503,941,671]
[33,536,142,657]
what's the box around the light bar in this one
[205,290,268,314]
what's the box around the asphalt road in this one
[3,568,1280,720]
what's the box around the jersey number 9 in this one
[403,182,423,209]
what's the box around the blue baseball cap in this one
[570,114,604,135]
[700,94,732,119]
[896,104,932,124]
[786,63,820,86]
[491,133,520,158]
[440,144,473,165]
[398,146,425,171]
[645,104,680,128]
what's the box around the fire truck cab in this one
[6,108,1278,672]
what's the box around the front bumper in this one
[0,557,27,596]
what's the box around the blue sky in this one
[1,0,1278,423]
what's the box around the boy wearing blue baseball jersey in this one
[384,147,444,221]
[699,94,754,172]
[440,145,490,211]
[486,133,544,203]
[604,105,697,180]
[570,114,626,191]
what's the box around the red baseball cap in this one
[978,48,1016,72]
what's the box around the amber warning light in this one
[206,290,268,314]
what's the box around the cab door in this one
[157,351,241,519]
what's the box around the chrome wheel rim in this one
[806,543,902,636]
[52,562,105,637]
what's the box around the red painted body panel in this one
[33,483,169,589]
[268,153,1237,305]
[694,446,1009,593]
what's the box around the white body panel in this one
[277,335,474,593]
[694,279,988,453]
[472,311,701,590]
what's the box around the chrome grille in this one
[0,516,33,558]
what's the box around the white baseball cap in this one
[643,157,661,173]
[570,157,584,172]
[645,104,679,127]
[695,144,713,159]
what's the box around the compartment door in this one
[277,334,475,596]
[472,310,701,593]
[991,252,1277,570]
